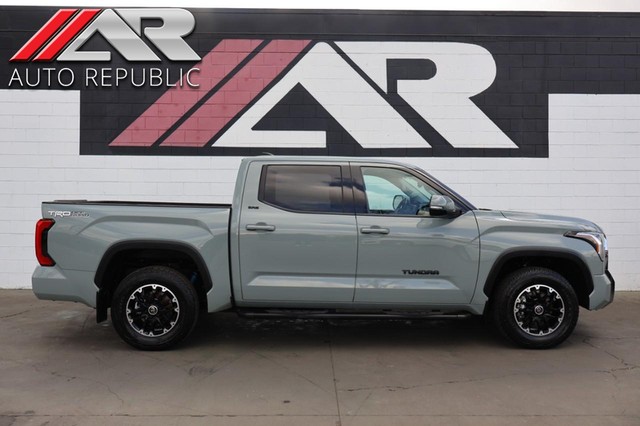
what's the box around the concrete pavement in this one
[0,290,638,426]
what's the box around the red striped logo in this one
[10,8,200,62]
[110,39,311,147]
[10,9,98,62]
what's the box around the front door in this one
[353,165,480,305]
[238,161,357,304]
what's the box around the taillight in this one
[35,219,55,266]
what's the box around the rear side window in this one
[260,165,345,213]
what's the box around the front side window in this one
[260,165,344,213]
[361,167,440,215]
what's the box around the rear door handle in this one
[246,223,276,232]
[360,226,390,235]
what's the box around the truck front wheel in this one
[490,267,579,349]
[111,266,199,350]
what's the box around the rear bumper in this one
[32,266,97,308]
[588,270,615,310]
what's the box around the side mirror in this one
[428,195,459,217]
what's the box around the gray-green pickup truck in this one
[33,156,614,350]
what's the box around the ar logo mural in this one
[110,40,517,151]
[10,8,200,62]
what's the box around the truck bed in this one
[34,200,233,312]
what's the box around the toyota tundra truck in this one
[32,156,614,350]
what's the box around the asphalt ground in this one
[0,290,638,426]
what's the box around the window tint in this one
[361,167,440,215]
[260,165,344,213]
[363,175,403,211]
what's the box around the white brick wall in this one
[0,90,637,290]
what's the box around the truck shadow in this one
[186,312,507,350]
[47,307,515,352]
[53,307,589,352]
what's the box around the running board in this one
[235,308,472,320]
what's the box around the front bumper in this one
[588,269,615,310]
[32,266,97,308]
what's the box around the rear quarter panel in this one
[42,203,232,312]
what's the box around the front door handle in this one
[246,223,276,232]
[360,226,390,235]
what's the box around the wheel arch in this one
[483,249,594,309]
[95,240,213,322]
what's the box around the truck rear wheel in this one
[490,267,579,349]
[111,266,199,350]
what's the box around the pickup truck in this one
[33,156,614,350]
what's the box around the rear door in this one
[237,161,357,304]
[352,164,480,305]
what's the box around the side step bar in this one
[236,308,472,320]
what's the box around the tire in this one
[111,266,199,350]
[490,267,579,349]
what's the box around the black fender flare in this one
[94,240,213,322]
[483,248,594,299]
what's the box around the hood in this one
[498,210,602,233]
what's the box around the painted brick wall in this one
[0,90,638,290]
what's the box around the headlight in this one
[565,231,608,261]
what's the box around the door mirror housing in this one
[428,195,460,217]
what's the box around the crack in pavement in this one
[0,310,32,319]
[250,349,332,395]
[341,338,640,395]
[327,324,342,426]
[582,337,640,370]
[583,337,640,417]
[341,364,638,394]
[344,375,507,393]
[80,311,93,331]
[30,362,126,408]
[352,390,372,417]
[2,413,639,418]
[2,414,337,419]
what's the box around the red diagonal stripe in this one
[10,9,78,62]
[162,39,311,147]
[33,9,100,62]
[110,39,264,147]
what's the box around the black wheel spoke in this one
[513,284,565,336]
[126,284,180,337]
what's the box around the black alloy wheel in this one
[490,266,579,349]
[112,266,199,350]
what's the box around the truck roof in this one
[241,155,415,167]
